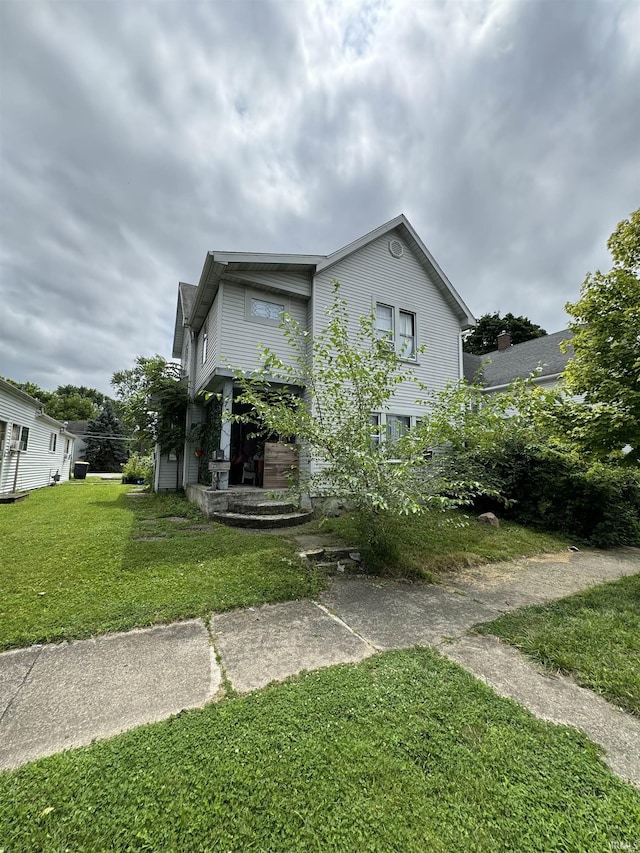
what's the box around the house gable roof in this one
[171,215,476,354]
[466,329,574,389]
[316,214,475,329]
[172,282,198,358]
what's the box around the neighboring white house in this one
[463,329,575,394]
[0,378,76,494]
[156,214,475,493]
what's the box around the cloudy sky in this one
[1,0,638,396]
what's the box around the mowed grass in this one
[475,573,640,716]
[1,649,638,852]
[0,481,321,650]
[322,509,569,577]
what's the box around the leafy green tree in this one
[232,283,502,560]
[46,393,96,421]
[112,356,189,487]
[563,208,640,464]
[463,312,547,355]
[83,401,129,472]
[0,378,109,421]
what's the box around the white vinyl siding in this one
[218,282,308,379]
[312,228,462,421]
[0,385,74,493]
[154,444,182,492]
[194,293,220,392]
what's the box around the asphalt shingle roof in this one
[179,282,197,323]
[463,329,574,388]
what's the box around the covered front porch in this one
[187,377,301,493]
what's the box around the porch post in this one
[218,379,234,490]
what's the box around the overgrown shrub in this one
[122,453,153,484]
[468,438,640,547]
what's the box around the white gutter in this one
[480,372,562,393]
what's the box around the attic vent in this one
[388,238,404,259]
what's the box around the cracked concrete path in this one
[0,620,220,769]
[0,547,638,784]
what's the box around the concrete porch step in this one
[227,501,297,516]
[212,510,314,529]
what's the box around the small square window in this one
[251,298,284,321]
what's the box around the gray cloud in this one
[1,0,638,395]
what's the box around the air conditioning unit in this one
[10,440,21,451]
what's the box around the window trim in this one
[49,432,57,452]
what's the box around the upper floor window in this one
[376,303,417,360]
[399,311,416,360]
[202,322,208,364]
[251,297,284,322]
[375,303,394,346]
[49,433,57,452]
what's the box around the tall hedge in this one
[470,438,640,547]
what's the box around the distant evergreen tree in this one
[83,401,129,472]
[463,312,547,355]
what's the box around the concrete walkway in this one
[1,548,639,786]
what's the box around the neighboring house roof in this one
[65,421,89,436]
[0,378,76,438]
[464,330,574,389]
[0,377,47,409]
[172,214,475,356]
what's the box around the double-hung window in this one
[399,311,416,360]
[49,433,57,452]
[375,303,417,360]
[375,303,394,348]
[386,414,410,444]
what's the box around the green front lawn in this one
[322,509,569,577]
[475,573,640,715]
[1,649,638,852]
[0,481,321,650]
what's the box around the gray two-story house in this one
[156,215,475,494]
